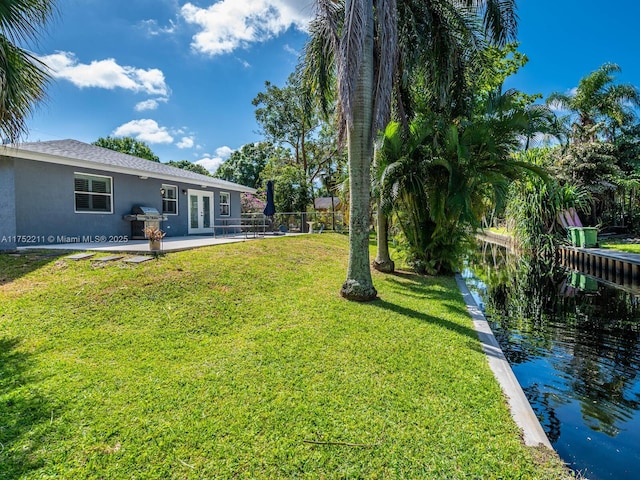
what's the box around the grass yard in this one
[599,240,640,254]
[0,234,570,479]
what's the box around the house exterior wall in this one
[2,158,242,249]
[0,157,17,250]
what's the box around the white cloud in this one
[283,44,298,56]
[177,136,195,149]
[180,0,314,56]
[195,157,225,174]
[194,146,234,174]
[215,145,234,159]
[39,51,169,96]
[112,119,174,144]
[134,97,169,111]
[135,99,160,111]
[140,18,177,36]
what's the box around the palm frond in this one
[0,36,50,141]
[0,0,58,45]
[373,0,397,133]
[337,0,367,128]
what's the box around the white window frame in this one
[219,192,230,217]
[74,172,113,214]
[161,184,178,215]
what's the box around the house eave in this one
[0,145,257,194]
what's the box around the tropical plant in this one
[0,0,57,142]
[380,88,557,274]
[373,42,544,273]
[547,63,640,143]
[306,0,518,300]
[93,136,160,162]
[505,148,591,255]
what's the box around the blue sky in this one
[23,0,640,173]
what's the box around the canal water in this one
[463,241,640,480]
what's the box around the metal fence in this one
[242,211,347,234]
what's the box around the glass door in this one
[187,190,214,234]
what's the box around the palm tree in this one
[547,63,640,143]
[0,0,57,142]
[307,0,517,300]
[380,89,555,274]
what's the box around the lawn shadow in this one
[0,251,64,286]
[374,271,490,356]
[0,337,55,478]
[383,270,460,300]
[372,298,480,343]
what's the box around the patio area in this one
[20,232,296,254]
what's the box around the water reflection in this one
[464,241,640,479]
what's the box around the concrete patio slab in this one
[20,233,297,254]
[66,253,95,260]
[123,256,154,264]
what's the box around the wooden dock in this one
[477,231,517,251]
[477,234,640,294]
[558,246,640,292]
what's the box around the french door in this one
[188,190,214,234]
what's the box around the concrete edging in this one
[455,274,553,449]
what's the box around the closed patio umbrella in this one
[263,180,276,217]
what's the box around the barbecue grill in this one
[123,206,167,239]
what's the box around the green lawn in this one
[599,240,640,254]
[0,234,570,479]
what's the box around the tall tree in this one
[306,0,394,300]
[253,74,340,203]
[547,63,640,143]
[93,136,160,162]
[214,142,284,189]
[166,160,211,176]
[307,0,517,300]
[0,0,57,142]
[253,72,317,174]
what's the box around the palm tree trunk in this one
[373,204,394,273]
[340,3,377,301]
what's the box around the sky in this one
[21,0,640,173]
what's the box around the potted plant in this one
[143,226,165,251]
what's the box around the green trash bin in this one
[568,227,579,246]
[578,227,598,248]
[569,271,579,288]
[579,274,598,291]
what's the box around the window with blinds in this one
[74,173,113,213]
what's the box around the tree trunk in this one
[340,3,377,301]
[372,204,394,273]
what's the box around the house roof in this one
[314,197,342,210]
[0,139,256,193]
